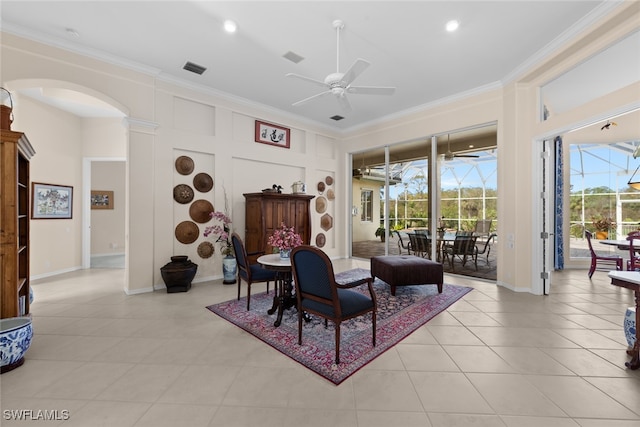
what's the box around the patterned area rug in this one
[206,268,472,385]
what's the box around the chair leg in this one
[372,311,376,347]
[297,309,303,345]
[335,322,341,365]
[246,283,251,311]
[588,259,596,278]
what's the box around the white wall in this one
[91,161,125,255]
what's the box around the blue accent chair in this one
[231,233,277,310]
[290,246,377,364]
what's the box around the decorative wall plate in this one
[175,221,199,244]
[320,213,333,231]
[317,181,325,193]
[173,184,194,204]
[316,233,326,248]
[325,176,333,186]
[197,241,215,259]
[189,199,214,223]
[193,173,213,193]
[315,196,327,213]
[175,156,195,175]
[326,188,335,201]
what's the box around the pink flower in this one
[267,222,303,251]
[204,210,233,255]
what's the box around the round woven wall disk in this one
[175,156,195,175]
[189,199,214,223]
[197,241,214,259]
[193,173,213,193]
[175,221,199,244]
[173,184,194,204]
[326,188,335,201]
[317,181,325,193]
[315,196,327,214]
[325,176,334,186]
[316,233,326,248]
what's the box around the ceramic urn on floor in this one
[160,256,198,292]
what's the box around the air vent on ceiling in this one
[283,51,304,64]
[183,61,207,75]
[330,115,344,121]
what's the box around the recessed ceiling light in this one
[446,20,459,32]
[224,20,237,33]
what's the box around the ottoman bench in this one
[371,255,443,296]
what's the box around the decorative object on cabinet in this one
[175,155,194,175]
[175,221,199,244]
[90,190,114,209]
[189,199,214,223]
[325,176,333,185]
[1,127,35,320]
[0,317,33,374]
[197,241,214,259]
[320,213,333,231]
[317,181,325,193]
[193,172,213,193]
[262,184,283,194]
[316,233,326,248]
[1,87,14,130]
[291,181,306,194]
[31,182,73,219]
[173,184,194,204]
[160,255,198,293]
[315,196,327,213]
[254,120,290,148]
[243,192,314,262]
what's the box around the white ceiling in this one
[0,0,626,132]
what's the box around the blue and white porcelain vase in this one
[222,254,237,284]
[279,249,291,259]
[624,307,637,349]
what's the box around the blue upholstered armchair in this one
[290,246,377,364]
[231,233,277,310]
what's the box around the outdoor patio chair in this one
[584,230,623,278]
[442,231,478,271]
[474,233,497,265]
[392,230,412,255]
[474,219,493,240]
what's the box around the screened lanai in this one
[351,126,498,280]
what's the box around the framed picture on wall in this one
[90,190,114,210]
[31,182,73,219]
[254,120,290,148]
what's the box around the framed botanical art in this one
[254,120,290,149]
[31,182,73,219]
[90,190,114,209]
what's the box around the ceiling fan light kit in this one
[286,19,395,111]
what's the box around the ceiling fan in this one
[286,19,395,111]
[443,134,480,161]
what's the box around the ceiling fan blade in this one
[337,93,352,111]
[347,86,395,95]
[340,58,370,86]
[292,90,332,107]
[286,73,328,89]
[455,154,480,158]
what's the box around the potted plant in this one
[592,216,614,240]
[375,226,387,242]
[267,222,303,258]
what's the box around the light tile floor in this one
[1,261,639,427]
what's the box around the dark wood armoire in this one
[243,192,314,262]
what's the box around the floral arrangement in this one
[592,216,614,232]
[267,222,302,252]
[203,188,234,256]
